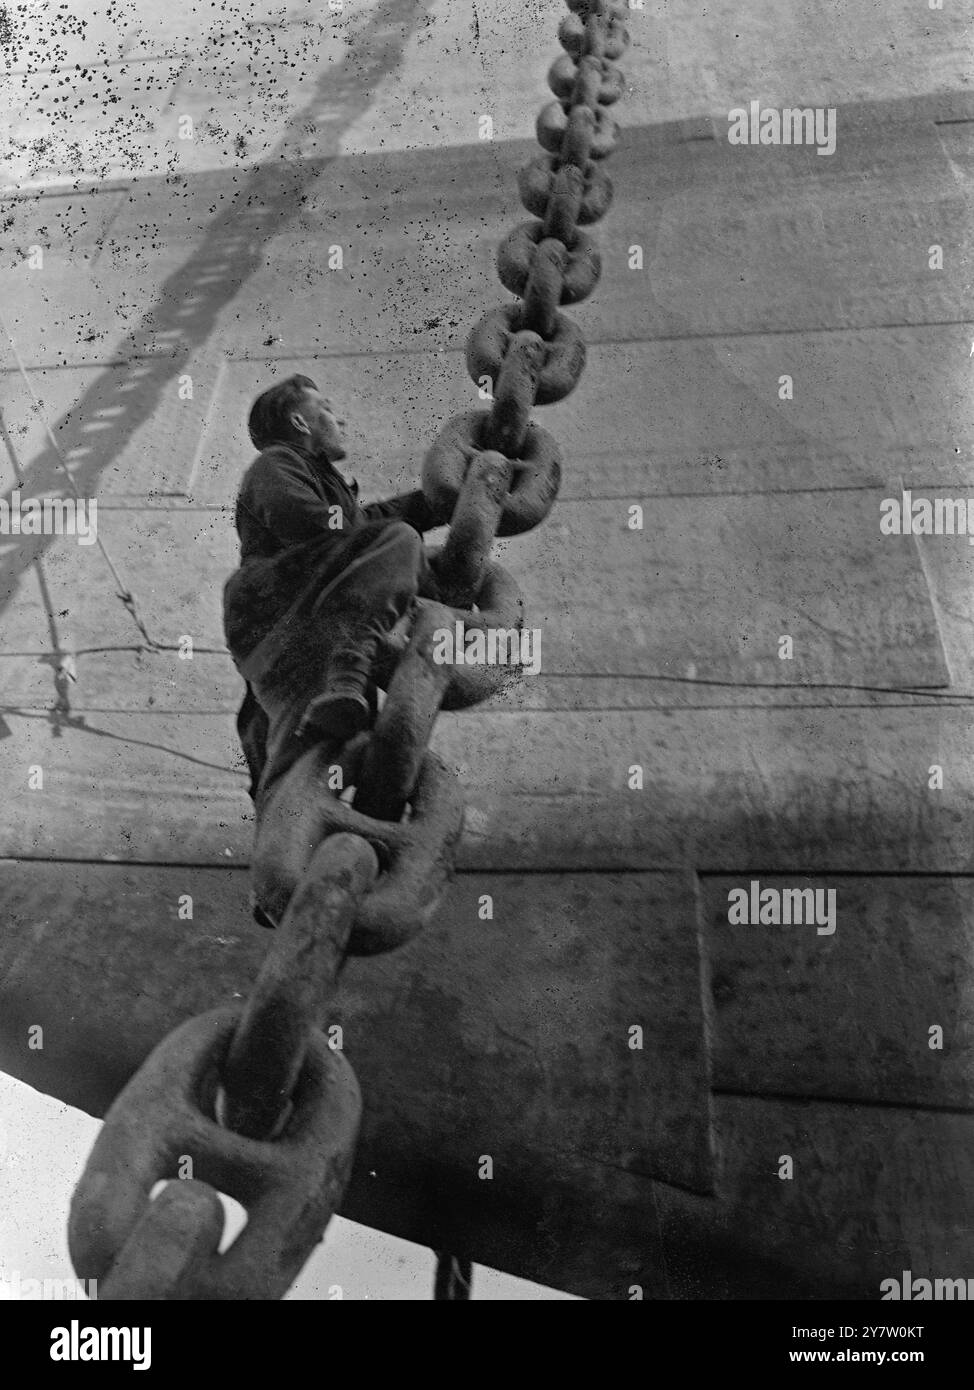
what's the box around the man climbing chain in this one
[223,375,451,820]
[67,0,629,1301]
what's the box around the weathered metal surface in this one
[0,862,714,1192]
[5,121,973,480]
[5,707,974,873]
[2,858,970,1298]
[3,486,947,685]
[657,1097,974,1302]
[2,72,973,1294]
[704,874,974,1109]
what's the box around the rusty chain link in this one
[68,0,629,1301]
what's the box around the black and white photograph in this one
[0,0,972,1341]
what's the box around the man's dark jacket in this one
[226,441,440,799]
[234,442,439,562]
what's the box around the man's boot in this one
[296,628,381,743]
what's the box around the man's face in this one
[291,388,347,462]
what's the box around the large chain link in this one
[68,0,629,1301]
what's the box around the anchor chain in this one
[67,0,629,1301]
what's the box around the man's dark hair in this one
[247,374,318,449]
